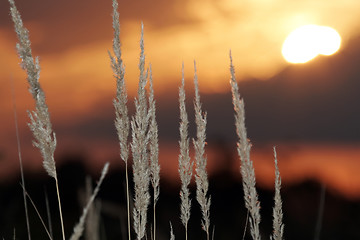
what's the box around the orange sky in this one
[2,0,360,200]
[2,0,360,96]
[1,0,359,123]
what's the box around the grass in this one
[9,0,65,239]
[8,0,285,239]
[178,63,193,240]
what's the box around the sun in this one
[282,25,342,64]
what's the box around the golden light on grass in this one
[282,25,341,64]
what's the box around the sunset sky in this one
[1,0,360,199]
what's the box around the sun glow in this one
[282,25,341,64]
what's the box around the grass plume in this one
[148,65,161,240]
[229,51,261,240]
[193,61,211,240]
[109,0,132,239]
[271,147,284,240]
[178,63,193,240]
[131,24,151,240]
[9,1,65,239]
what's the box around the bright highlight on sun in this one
[282,25,342,64]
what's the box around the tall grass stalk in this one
[229,52,261,240]
[109,0,131,239]
[314,183,326,240]
[21,184,53,240]
[11,76,31,240]
[169,222,175,240]
[85,177,101,240]
[193,61,211,240]
[9,1,65,239]
[44,187,54,239]
[131,24,151,240]
[271,147,284,240]
[69,163,109,240]
[148,65,160,240]
[178,63,193,240]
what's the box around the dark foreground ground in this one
[1,156,360,240]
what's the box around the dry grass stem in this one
[109,1,132,239]
[169,222,175,240]
[148,65,161,240]
[9,1,65,239]
[229,52,261,240]
[21,184,53,240]
[85,177,101,240]
[44,188,54,239]
[69,163,109,240]
[131,24,151,240]
[178,63,193,240]
[11,77,31,240]
[192,61,211,239]
[271,147,284,240]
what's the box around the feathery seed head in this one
[230,52,261,240]
[192,62,211,236]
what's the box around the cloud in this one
[3,0,360,90]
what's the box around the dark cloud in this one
[240,36,360,143]
[1,0,192,54]
[195,36,360,144]
[65,35,360,145]
[156,35,360,144]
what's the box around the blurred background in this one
[1,0,360,239]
